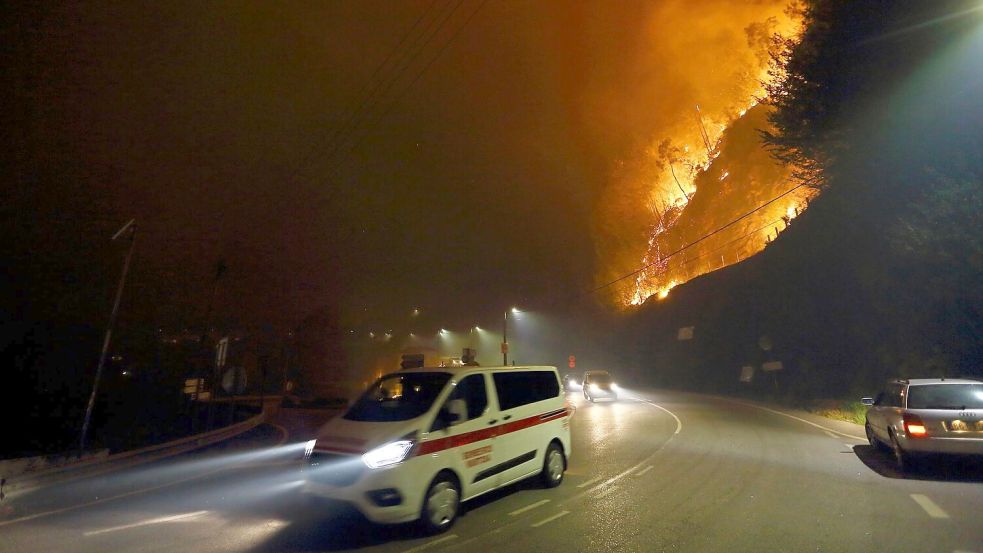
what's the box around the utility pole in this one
[80,219,136,458]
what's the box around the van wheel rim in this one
[547,449,563,482]
[427,482,458,526]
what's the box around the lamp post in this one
[79,219,136,457]
[502,307,519,366]
[502,311,508,366]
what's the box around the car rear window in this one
[493,371,559,410]
[906,384,983,410]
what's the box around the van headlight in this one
[590,384,600,393]
[362,440,415,469]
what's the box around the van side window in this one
[493,371,559,411]
[451,374,488,420]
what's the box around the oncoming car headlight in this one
[362,440,415,469]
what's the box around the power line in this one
[679,218,782,266]
[282,0,450,190]
[319,0,489,185]
[314,0,457,169]
[583,182,808,297]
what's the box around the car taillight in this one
[903,414,927,437]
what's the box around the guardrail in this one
[1,396,282,498]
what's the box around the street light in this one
[503,307,519,366]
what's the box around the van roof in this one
[395,365,558,375]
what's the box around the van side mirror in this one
[860,397,874,406]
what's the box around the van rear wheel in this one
[541,443,565,488]
[420,472,460,534]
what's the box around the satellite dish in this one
[758,335,773,352]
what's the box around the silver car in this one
[862,378,983,471]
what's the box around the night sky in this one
[2,0,796,341]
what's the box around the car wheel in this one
[889,430,910,473]
[541,442,565,488]
[865,422,881,450]
[420,472,460,534]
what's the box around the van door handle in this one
[488,419,497,425]
[503,415,512,421]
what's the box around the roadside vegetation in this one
[807,400,870,426]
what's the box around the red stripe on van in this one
[416,408,571,456]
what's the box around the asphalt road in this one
[2,390,981,553]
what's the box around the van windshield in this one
[344,372,451,422]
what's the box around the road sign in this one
[677,326,694,341]
[739,365,755,383]
[761,360,783,372]
[215,337,229,368]
[500,342,509,354]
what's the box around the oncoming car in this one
[303,365,572,533]
[562,373,581,390]
[862,378,983,471]
[582,370,618,402]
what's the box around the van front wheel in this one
[420,472,460,534]
[541,443,565,488]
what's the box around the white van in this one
[302,365,572,533]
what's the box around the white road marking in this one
[632,398,682,434]
[733,401,866,441]
[508,499,550,516]
[596,485,618,499]
[83,510,209,536]
[0,462,242,528]
[399,534,459,553]
[432,398,683,552]
[576,477,602,488]
[910,494,949,519]
[824,431,839,439]
[635,465,654,477]
[531,510,570,528]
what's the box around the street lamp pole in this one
[79,219,136,458]
[502,310,508,366]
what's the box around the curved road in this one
[2,389,981,552]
